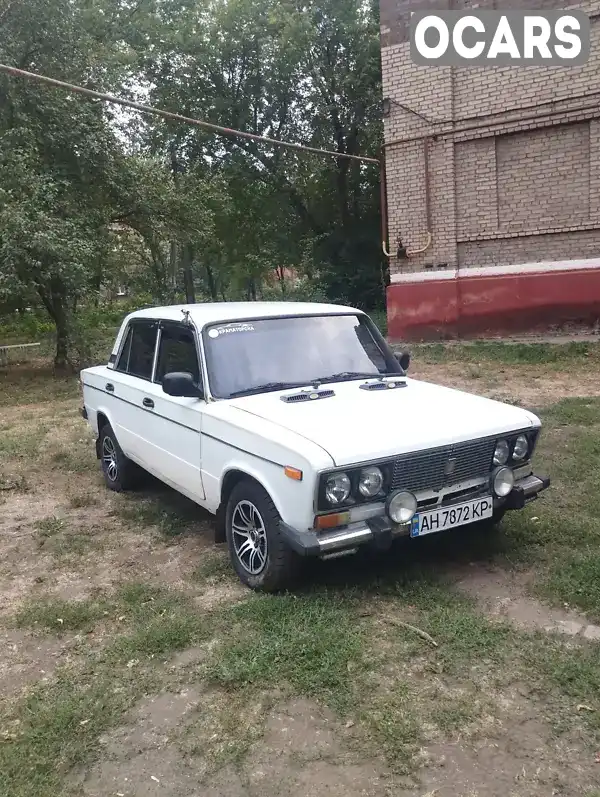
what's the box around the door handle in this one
[106,383,114,392]
[143,397,154,409]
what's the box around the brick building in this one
[380,1,600,340]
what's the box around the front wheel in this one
[225,480,299,591]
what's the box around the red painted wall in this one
[387,267,600,341]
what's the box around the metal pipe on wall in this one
[383,98,600,152]
[405,137,432,256]
[380,99,600,259]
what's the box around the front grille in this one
[391,437,496,493]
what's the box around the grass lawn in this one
[1,343,600,797]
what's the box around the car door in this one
[109,318,160,467]
[135,321,206,502]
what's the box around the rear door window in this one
[115,321,158,380]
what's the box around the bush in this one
[259,278,329,304]
[0,311,55,345]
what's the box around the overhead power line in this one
[0,64,380,165]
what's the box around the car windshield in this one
[203,314,397,398]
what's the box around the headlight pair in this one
[324,465,384,506]
[493,433,530,466]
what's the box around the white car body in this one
[80,301,549,589]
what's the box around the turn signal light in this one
[315,512,351,530]
[284,466,303,481]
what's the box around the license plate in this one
[410,496,493,538]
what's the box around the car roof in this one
[126,301,363,328]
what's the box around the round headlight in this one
[513,434,529,460]
[493,439,510,466]
[358,466,383,498]
[387,490,417,524]
[492,466,514,498]
[325,472,351,505]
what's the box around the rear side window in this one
[156,325,201,383]
[115,321,157,380]
[116,327,133,372]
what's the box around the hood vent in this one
[359,379,407,391]
[280,388,335,403]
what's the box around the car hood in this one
[226,378,539,466]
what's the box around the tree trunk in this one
[92,265,102,306]
[277,266,286,295]
[182,245,196,303]
[36,275,71,373]
[54,314,70,372]
[169,241,178,295]
[205,263,218,301]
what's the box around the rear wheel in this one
[99,423,140,492]
[225,480,299,591]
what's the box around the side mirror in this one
[162,371,203,398]
[395,351,410,372]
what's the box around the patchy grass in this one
[0,473,29,493]
[14,598,108,634]
[191,549,233,583]
[539,555,600,617]
[177,687,266,772]
[109,583,208,663]
[2,350,600,793]
[33,516,102,559]
[493,397,600,619]
[208,592,364,712]
[49,439,97,475]
[67,492,99,509]
[34,516,67,539]
[411,340,600,366]
[0,666,148,797]
[115,490,208,540]
[0,364,79,407]
[2,584,211,796]
[542,396,600,427]
[0,426,49,458]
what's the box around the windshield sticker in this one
[208,323,255,338]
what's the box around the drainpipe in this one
[381,137,433,259]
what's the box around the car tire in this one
[225,479,299,592]
[99,423,140,492]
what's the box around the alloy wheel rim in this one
[102,436,118,482]
[231,499,268,575]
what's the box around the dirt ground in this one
[2,355,600,797]
[410,359,600,408]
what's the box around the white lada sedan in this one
[80,302,550,590]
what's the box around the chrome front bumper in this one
[280,472,550,558]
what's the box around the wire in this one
[0,64,380,165]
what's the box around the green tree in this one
[136,0,384,307]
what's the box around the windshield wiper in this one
[311,371,396,385]
[228,381,310,398]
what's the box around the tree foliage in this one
[0,0,384,368]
